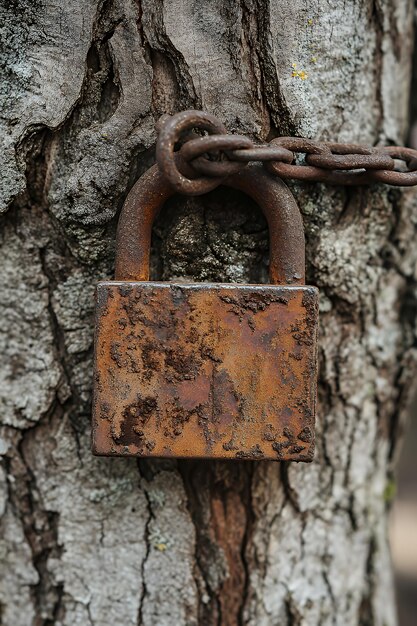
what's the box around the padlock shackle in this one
[115,163,305,285]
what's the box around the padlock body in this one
[92,281,318,461]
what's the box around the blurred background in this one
[392,394,417,626]
[393,34,417,623]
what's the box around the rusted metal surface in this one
[267,139,417,186]
[156,109,228,195]
[92,282,318,461]
[230,144,294,163]
[306,143,395,170]
[179,134,294,178]
[156,110,417,193]
[180,135,252,177]
[93,160,319,461]
[114,163,306,285]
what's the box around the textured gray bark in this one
[1,1,417,625]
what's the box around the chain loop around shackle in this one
[156,110,417,194]
[156,110,229,195]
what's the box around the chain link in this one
[156,110,417,195]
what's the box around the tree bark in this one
[1,1,416,625]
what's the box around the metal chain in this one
[155,110,417,195]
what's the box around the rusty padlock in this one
[92,163,318,461]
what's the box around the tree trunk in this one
[1,1,416,625]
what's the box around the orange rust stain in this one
[92,282,318,461]
[211,490,247,625]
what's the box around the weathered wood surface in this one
[0,1,416,624]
